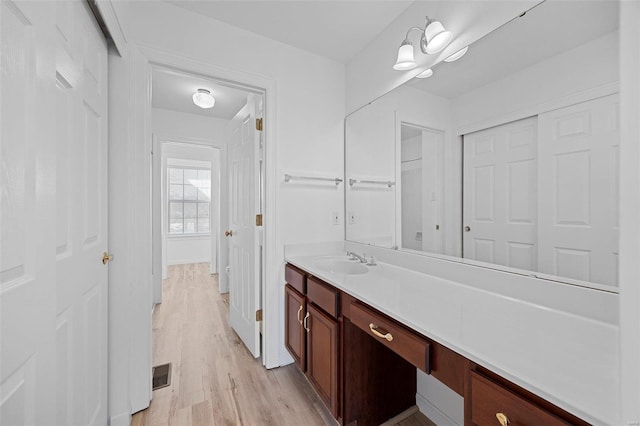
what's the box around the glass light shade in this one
[192,89,215,109]
[393,41,417,71]
[444,46,469,62]
[415,68,433,79]
[424,21,452,54]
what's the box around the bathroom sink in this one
[314,258,368,275]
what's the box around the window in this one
[168,167,211,235]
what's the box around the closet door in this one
[538,94,619,286]
[463,117,538,270]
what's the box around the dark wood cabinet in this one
[306,303,339,418]
[284,265,340,419]
[284,284,306,370]
[284,263,588,426]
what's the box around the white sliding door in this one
[538,94,619,286]
[1,2,108,425]
[463,117,538,270]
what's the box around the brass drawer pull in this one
[297,305,303,325]
[496,413,509,426]
[369,323,393,342]
[304,312,310,332]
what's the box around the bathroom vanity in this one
[284,252,617,425]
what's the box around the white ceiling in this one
[152,67,250,119]
[167,0,414,63]
[408,1,619,99]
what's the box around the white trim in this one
[167,257,211,266]
[108,410,132,426]
[619,1,640,423]
[134,43,280,370]
[416,393,460,426]
[456,82,619,136]
[94,0,127,57]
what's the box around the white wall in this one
[166,235,211,265]
[108,2,345,423]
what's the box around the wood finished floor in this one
[131,263,435,426]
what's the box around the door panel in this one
[1,1,57,425]
[463,117,538,269]
[228,95,262,357]
[538,94,619,285]
[1,2,108,425]
[55,2,108,425]
[285,285,306,370]
[306,304,339,418]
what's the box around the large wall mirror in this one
[345,1,620,289]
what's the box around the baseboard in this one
[109,411,131,426]
[279,348,294,367]
[167,258,210,265]
[416,392,460,426]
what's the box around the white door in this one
[1,2,108,425]
[463,117,538,270]
[227,95,262,357]
[538,94,619,286]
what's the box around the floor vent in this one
[152,363,171,390]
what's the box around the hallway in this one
[132,263,334,425]
[132,263,433,426]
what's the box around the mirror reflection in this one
[345,1,620,287]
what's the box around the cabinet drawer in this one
[349,302,430,373]
[285,264,306,294]
[470,371,570,426]
[307,276,338,318]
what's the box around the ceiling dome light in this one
[424,20,452,54]
[393,39,417,71]
[415,68,433,79]
[192,89,215,109]
[444,46,469,62]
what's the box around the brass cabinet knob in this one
[496,413,509,426]
[224,230,233,237]
[102,252,113,265]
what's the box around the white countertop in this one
[285,252,619,425]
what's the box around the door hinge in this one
[256,214,263,226]
[256,118,263,131]
[255,309,263,322]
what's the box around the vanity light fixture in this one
[393,16,452,70]
[444,46,469,62]
[192,88,215,109]
[415,68,434,79]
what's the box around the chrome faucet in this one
[346,251,367,263]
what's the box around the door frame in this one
[124,44,279,411]
[140,44,276,357]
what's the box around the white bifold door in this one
[463,94,619,286]
[1,2,109,425]
[227,95,263,358]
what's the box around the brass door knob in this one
[225,230,233,237]
[102,252,113,265]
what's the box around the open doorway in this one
[150,65,266,359]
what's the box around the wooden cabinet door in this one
[285,284,306,370]
[306,303,339,418]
